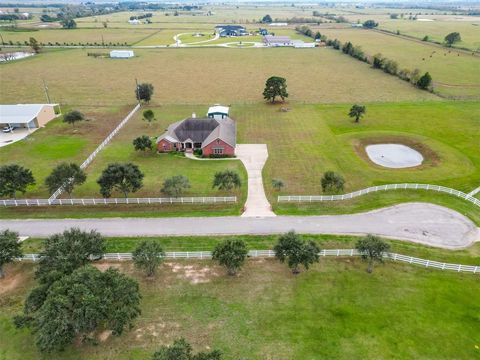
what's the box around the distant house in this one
[215,25,248,37]
[207,105,229,119]
[0,104,59,129]
[128,19,140,25]
[351,23,363,28]
[110,50,134,58]
[157,115,236,156]
[269,22,288,27]
[258,28,269,36]
[263,35,293,47]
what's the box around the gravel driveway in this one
[2,203,478,249]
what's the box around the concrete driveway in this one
[236,144,275,217]
[0,128,36,147]
[2,203,478,249]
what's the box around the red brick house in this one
[156,115,236,156]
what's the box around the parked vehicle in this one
[2,125,15,133]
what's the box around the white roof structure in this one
[207,105,229,115]
[0,104,57,124]
[110,50,135,58]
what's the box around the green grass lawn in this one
[1,257,479,359]
[0,105,131,197]
[234,101,480,194]
[0,47,437,105]
[70,106,247,203]
[314,27,480,99]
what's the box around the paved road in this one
[1,203,478,249]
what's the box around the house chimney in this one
[192,112,196,118]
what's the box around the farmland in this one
[1,253,479,359]
[0,28,158,45]
[316,27,480,99]
[0,47,437,105]
[379,19,480,51]
[1,2,480,359]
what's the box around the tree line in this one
[296,26,433,91]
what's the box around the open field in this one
[315,28,480,99]
[0,28,158,45]
[379,19,480,51]
[1,256,479,359]
[0,47,438,105]
[234,101,480,194]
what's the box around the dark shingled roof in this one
[173,118,219,142]
[157,117,236,148]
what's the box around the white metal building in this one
[0,104,58,129]
[207,105,230,119]
[110,50,135,59]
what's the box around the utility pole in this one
[135,78,139,103]
[42,79,51,104]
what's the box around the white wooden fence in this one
[0,196,236,207]
[20,249,479,274]
[278,183,480,208]
[49,104,141,201]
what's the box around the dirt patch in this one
[352,135,440,169]
[93,262,123,272]
[0,270,26,295]
[164,262,219,284]
[98,330,112,342]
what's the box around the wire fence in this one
[49,104,141,201]
[0,196,237,207]
[20,249,479,274]
[278,183,480,208]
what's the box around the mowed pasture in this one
[316,28,480,99]
[233,101,480,197]
[379,19,480,51]
[0,47,437,105]
[0,28,158,45]
[1,257,479,359]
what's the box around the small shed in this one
[207,105,229,119]
[110,50,135,59]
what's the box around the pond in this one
[365,144,424,168]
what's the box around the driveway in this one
[236,144,275,217]
[0,128,36,147]
[2,203,478,249]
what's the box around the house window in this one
[213,148,224,155]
